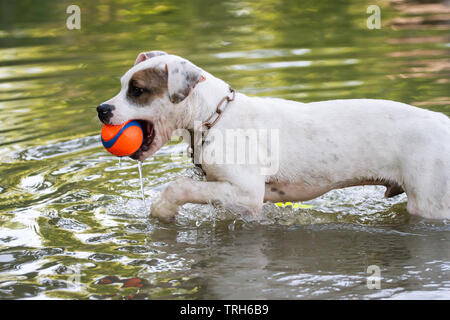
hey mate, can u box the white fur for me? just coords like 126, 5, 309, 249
102, 54, 450, 221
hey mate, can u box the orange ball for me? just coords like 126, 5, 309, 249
101, 120, 143, 157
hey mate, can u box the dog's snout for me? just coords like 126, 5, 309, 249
97, 104, 115, 123
97, 103, 114, 114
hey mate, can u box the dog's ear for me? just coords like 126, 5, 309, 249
134, 51, 168, 66
166, 60, 206, 104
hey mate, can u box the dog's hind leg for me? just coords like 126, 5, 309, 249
402, 154, 450, 219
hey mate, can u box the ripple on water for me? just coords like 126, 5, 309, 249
172, 185, 408, 227
0, 0, 449, 300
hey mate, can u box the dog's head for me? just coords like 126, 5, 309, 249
97, 51, 205, 161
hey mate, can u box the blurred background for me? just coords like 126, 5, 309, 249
0, 0, 449, 299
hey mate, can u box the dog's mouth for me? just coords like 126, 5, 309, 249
129, 120, 156, 160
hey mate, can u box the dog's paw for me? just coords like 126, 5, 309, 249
150, 196, 179, 222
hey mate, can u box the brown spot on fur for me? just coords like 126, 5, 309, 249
385, 182, 404, 198
127, 67, 168, 106
170, 92, 186, 104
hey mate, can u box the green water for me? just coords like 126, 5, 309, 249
0, 0, 449, 299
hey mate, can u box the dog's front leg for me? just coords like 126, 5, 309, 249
151, 176, 265, 222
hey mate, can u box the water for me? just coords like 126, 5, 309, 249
0, 0, 449, 299
137, 161, 147, 211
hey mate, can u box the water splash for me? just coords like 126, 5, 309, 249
137, 160, 152, 250
137, 161, 147, 211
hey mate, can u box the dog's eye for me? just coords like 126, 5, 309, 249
130, 86, 146, 97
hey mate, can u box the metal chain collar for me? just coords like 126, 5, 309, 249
198, 86, 236, 131
188, 86, 236, 174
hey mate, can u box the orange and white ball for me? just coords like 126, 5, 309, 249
101, 120, 143, 157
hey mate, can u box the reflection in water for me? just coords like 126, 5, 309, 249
0, 0, 449, 299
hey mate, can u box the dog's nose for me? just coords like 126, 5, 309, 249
97, 104, 115, 123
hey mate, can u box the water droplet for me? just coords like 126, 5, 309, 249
228, 219, 236, 231
137, 161, 147, 212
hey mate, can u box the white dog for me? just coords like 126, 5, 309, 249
97, 51, 450, 222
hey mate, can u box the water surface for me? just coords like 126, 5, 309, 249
0, 0, 449, 299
